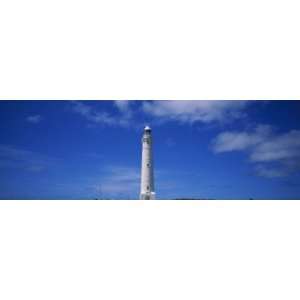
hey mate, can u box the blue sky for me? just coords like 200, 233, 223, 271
0, 100, 300, 199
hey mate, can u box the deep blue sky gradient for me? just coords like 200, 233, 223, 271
0, 100, 300, 199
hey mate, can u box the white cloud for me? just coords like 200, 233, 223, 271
70, 101, 117, 125
250, 130, 300, 162
212, 125, 273, 153
26, 114, 42, 123
70, 100, 252, 128
114, 100, 133, 118
70, 101, 134, 127
212, 125, 300, 178
255, 165, 291, 178
142, 100, 251, 124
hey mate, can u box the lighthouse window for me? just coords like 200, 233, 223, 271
147, 186, 150, 190
147, 163, 150, 167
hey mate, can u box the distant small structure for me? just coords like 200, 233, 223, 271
140, 126, 155, 200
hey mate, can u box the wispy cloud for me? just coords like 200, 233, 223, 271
94, 166, 140, 198
212, 125, 273, 153
69, 100, 253, 129
26, 114, 42, 124
114, 100, 133, 119
70, 101, 134, 127
0, 144, 56, 172
212, 125, 300, 178
92, 165, 179, 199
142, 100, 251, 124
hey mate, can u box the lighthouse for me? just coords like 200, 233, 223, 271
140, 126, 156, 200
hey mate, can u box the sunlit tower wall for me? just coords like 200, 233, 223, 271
140, 126, 155, 200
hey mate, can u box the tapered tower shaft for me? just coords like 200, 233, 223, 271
140, 126, 155, 200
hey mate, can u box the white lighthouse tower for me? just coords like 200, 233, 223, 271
140, 126, 156, 200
